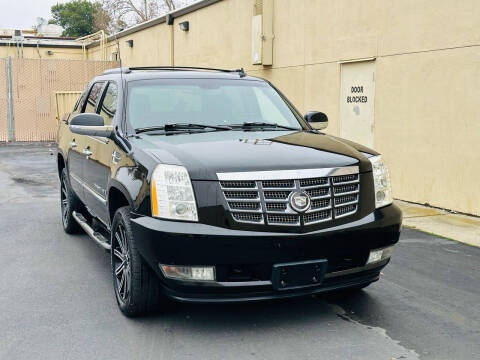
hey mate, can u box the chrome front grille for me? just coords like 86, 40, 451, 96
306, 187, 330, 199
232, 212, 263, 223
262, 179, 294, 188
224, 190, 259, 199
219, 167, 360, 226
299, 177, 329, 187
303, 209, 331, 224
228, 202, 261, 211
264, 190, 290, 200
267, 213, 300, 225
265, 202, 287, 212
220, 180, 256, 188
311, 198, 331, 210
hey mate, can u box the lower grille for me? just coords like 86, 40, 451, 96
232, 212, 263, 223
304, 209, 331, 224
335, 204, 357, 218
219, 167, 360, 227
267, 213, 300, 225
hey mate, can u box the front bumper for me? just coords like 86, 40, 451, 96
131, 203, 402, 302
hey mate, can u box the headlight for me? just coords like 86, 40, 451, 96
151, 164, 198, 221
369, 155, 393, 208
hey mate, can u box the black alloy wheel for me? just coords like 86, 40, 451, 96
112, 223, 131, 303
111, 206, 167, 317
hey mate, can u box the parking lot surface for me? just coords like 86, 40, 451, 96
0, 144, 479, 360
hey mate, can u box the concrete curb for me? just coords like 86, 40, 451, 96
396, 200, 480, 248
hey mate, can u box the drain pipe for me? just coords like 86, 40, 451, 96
167, 14, 174, 66
36, 40, 42, 58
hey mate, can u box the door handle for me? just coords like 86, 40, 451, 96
83, 147, 93, 157
69, 140, 77, 148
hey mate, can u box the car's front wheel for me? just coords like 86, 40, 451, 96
111, 206, 166, 317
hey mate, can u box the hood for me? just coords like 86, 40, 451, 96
135, 130, 373, 180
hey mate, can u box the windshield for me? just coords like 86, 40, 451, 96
127, 78, 304, 130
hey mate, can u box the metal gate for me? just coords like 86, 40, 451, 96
1, 57, 118, 142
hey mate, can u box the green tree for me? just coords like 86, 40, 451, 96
50, 0, 110, 37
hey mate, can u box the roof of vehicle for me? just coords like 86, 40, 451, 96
99, 67, 264, 82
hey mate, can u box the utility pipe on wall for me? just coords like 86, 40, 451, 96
170, 25, 174, 66
167, 14, 175, 66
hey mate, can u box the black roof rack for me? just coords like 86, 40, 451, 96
104, 66, 246, 77
103, 67, 131, 75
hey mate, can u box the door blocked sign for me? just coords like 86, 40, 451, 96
340, 60, 376, 148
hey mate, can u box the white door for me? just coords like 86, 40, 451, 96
340, 60, 375, 148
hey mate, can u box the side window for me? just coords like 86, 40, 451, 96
73, 90, 87, 113
98, 82, 118, 125
83, 82, 105, 113
73, 95, 81, 111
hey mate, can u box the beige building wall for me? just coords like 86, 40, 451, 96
0, 45, 83, 60
86, 0, 480, 215
88, 23, 171, 65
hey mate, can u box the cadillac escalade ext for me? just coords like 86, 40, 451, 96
56, 66, 402, 317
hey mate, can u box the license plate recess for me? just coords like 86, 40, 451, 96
272, 259, 328, 290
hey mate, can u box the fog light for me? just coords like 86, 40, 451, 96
366, 246, 393, 265
160, 264, 215, 281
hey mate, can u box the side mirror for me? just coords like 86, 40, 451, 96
304, 111, 328, 130
69, 113, 114, 138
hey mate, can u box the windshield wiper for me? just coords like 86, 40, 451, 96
164, 123, 232, 131
135, 123, 232, 134
231, 122, 300, 131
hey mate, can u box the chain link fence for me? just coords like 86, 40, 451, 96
0, 58, 7, 142
1, 58, 118, 142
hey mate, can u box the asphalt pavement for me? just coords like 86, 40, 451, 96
0, 144, 479, 360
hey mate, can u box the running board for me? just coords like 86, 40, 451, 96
72, 211, 111, 251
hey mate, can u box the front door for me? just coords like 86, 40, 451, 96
340, 60, 375, 148
83, 81, 119, 227
67, 92, 88, 202
78, 81, 108, 223
67, 134, 87, 202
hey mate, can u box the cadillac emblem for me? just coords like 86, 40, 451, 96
289, 191, 311, 213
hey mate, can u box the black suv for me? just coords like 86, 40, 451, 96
57, 66, 402, 317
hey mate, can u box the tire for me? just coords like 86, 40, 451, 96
111, 206, 166, 317
60, 168, 82, 234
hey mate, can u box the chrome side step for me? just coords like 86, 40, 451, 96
72, 211, 111, 251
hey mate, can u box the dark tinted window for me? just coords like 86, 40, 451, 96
98, 82, 118, 125
73, 94, 82, 111
73, 87, 88, 113
83, 82, 104, 113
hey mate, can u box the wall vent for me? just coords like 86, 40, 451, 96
254, 0, 263, 15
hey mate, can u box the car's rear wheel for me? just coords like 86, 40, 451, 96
111, 206, 166, 317
60, 168, 81, 234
